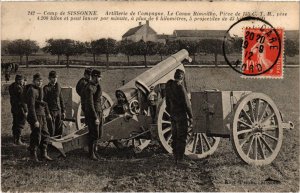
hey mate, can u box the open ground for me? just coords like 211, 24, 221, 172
1, 67, 299, 192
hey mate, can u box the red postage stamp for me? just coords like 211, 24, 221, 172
241, 27, 284, 78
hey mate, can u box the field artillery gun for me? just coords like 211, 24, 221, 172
49, 49, 294, 166
49, 49, 190, 156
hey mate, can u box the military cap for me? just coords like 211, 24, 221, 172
174, 69, 184, 80
49, 70, 58, 78
91, 69, 101, 77
15, 74, 24, 81
84, 68, 93, 75
33, 73, 42, 81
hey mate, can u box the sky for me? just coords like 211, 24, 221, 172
1, 1, 299, 46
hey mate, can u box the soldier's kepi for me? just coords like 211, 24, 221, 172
83, 69, 103, 161
165, 69, 193, 167
8, 74, 28, 145
43, 71, 66, 137
26, 73, 53, 162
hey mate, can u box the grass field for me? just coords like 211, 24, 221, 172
1, 67, 299, 192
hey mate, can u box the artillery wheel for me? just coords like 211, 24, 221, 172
112, 138, 151, 153
231, 93, 283, 166
185, 132, 220, 159
157, 100, 220, 159
76, 92, 113, 130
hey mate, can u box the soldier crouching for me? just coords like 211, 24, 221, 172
26, 73, 53, 162
83, 70, 103, 160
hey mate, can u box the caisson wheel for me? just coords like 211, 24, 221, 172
231, 93, 283, 165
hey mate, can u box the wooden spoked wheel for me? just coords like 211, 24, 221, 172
76, 92, 113, 130
231, 93, 283, 166
185, 132, 220, 159
112, 138, 151, 153
157, 100, 220, 159
157, 100, 173, 153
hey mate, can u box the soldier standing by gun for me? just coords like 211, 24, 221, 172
8, 74, 28, 145
83, 69, 103, 160
27, 73, 53, 162
43, 71, 66, 136
76, 68, 93, 116
165, 69, 193, 167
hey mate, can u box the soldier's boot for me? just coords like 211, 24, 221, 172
176, 152, 192, 167
177, 159, 191, 167
89, 143, 98, 161
14, 136, 27, 146
29, 148, 41, 163
41, 149, 53, 161
174, 155, 178, 165
94, 143, 104, 160
172, 151, 178, 165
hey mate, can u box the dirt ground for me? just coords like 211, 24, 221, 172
1, 67, 299, 192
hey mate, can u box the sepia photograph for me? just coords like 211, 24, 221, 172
1, 1, 299, 192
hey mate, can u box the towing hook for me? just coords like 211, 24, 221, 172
282, 121, 294, 130
288, 121, 294, 130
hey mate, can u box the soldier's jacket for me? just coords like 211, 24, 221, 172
76, 77, 89, 97
43, 82, 65, 113
165, 79, 193, 119
83, 82, 102, 120
26, 84, 50, 124
8, 82, 28, 114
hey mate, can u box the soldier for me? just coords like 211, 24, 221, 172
14, 63, 19, 73
83, 69, 103, 160
76, 68, 93, 115
27, 73, 53, 162
4, 64, 11, 82
43, 71, 66, 136
8, 74, 28, 145
165, 69, 193, 166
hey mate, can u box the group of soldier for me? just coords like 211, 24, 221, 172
9, 67, 193, 166
8, 68, 103, 162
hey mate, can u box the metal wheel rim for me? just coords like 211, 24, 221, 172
231, 93, 283, 165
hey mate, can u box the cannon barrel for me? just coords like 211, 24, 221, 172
116, 49, 191, 101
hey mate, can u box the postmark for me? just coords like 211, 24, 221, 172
223, 16, 284, 78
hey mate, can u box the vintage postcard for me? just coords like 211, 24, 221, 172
1, 1, 299, 192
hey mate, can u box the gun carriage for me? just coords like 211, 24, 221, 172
49, 49, 293, 166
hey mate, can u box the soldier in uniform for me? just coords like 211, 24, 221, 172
43, 71, 66, 136
76, 68, 93, 115
8, 74, 28, 145
4, 64, 11, 82
83, 69, 103, 160
27, 73, 53, 162
165, 69, 193, 166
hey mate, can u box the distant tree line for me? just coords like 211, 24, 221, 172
1, 38, 299, 68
